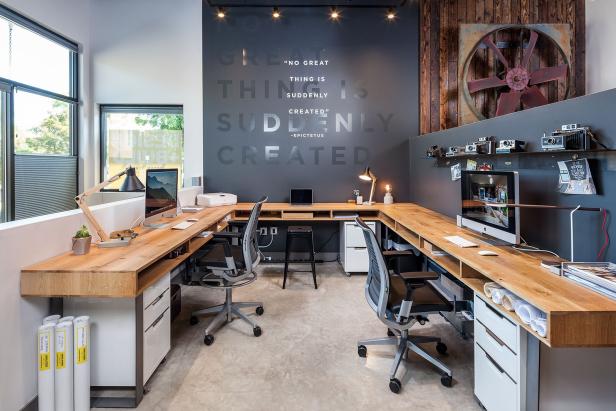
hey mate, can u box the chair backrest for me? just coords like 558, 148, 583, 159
355, 217, 389, 320
242, 196, 268, 270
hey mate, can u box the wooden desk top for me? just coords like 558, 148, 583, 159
21, 202, 616, 346
21, 205, 234, 298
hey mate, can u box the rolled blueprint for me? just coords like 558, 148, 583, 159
483, 282, 503, 298
491, 289, 512, 305
73, 316, 90, 411
515, 303, 544, 325
38, 323, 55, 411
55, 320, 74, 411
501, 293, 524, 312
58, 316, 75, 323
530, 316, 548, 338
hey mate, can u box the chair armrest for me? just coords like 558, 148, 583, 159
398, 271, 439, 282
213, 231, 243, 240
383, 250, 415, 257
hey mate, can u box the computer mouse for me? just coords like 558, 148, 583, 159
478, 250, 498, 256
187, 218, 199, 222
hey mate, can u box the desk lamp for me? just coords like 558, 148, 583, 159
359, 167, 377, 205
75, 166, 145, 248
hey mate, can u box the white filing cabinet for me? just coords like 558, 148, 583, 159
64, 272, 171, 387
474, 293, 528, 411
339, 221, 376, 273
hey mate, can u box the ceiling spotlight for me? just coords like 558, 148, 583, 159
330, 7, 340, 21
272, 7, 281, 20
386, 8, 397, 21
216, 7, 226, 20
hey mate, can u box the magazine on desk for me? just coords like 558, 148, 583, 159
562, 262, 616, 299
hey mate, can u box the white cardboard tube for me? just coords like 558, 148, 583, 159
73, 316, 90, 411
38, 324, 55, 411
55, 320, 74, 411
43, 314, 61, 325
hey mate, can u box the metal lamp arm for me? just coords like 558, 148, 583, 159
74, 167, 131, 242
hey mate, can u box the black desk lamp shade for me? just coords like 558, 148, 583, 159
120, 167, 145, 192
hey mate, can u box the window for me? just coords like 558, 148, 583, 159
101, 106, 184, 190
0, 4, 78, 222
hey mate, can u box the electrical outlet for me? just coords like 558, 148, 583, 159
259, 227, 267, 236
270, 227, 278, 235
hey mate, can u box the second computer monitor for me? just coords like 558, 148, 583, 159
290, 189, 313, 205
145, 168, 178, 225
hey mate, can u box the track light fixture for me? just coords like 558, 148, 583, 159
330, 6, 341, 21
272, 7, 281, 20
386, 7, 397, 21
216, 7, 226, 20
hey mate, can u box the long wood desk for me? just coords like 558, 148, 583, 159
22, 202, 616, 348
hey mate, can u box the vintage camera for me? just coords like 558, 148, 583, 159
445, 146, 464, 157
496, 139, 526, 153
465, 143, 478, 154
476, 136, 496, 155
426, 145, 445, 158
542, 125, 591, 151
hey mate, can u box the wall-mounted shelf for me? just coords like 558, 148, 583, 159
430, 148, 615, 163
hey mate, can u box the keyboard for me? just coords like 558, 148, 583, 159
444, 235, 478, 248
172, 221, 195, 230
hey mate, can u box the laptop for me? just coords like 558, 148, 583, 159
290, 189, 313, 205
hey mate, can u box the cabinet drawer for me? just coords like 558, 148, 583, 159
345, 222, 375, 248
475, 320, 519, 382
344, 247, 369, 273
474, 343, 517, 411
474, 294, 518, 353
144, 308, 170, 383
144, 288, 170, 330
143, 272, 170, 308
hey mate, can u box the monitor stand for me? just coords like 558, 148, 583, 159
143, 221, 169, 229
477, 233, 512, 247
143, 209, 178, 229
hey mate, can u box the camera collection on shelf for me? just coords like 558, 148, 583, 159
426, 124, 606, 159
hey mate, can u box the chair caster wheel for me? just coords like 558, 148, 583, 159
256, 306, 264, 316
357, 345, 367, 358
436, 342, 448, 355
387, 329, 395, 337
204, 334, 215, 345
389, 378, 402, 394
441, 375, 453, 387
189, 316, 198, 326
253, 326, 262, 337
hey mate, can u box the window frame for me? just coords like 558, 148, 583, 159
99, 104, 184, 191
0, 3, 79, 222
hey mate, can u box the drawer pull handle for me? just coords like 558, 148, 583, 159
485, 352, 506, 374
150, 293, 164, 307
485, 327, 506, 347
484, 300, 505, 319
150, 312, 165, 329
353, 247, 367, 250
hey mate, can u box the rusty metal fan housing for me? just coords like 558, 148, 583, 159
462, 25, 571, 119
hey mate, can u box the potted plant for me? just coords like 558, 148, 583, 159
72, 225, 92, 255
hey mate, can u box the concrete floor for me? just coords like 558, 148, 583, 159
128, 263, 481, 411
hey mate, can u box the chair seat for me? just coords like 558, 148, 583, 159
197, 243, 245, 269
288, 225, 312, 234
389, 274, 452, 314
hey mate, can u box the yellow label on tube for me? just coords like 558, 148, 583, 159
56, 329, 66, 369
76, 325, 88, 364
39, 331, 51, 371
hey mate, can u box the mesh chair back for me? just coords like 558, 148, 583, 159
242, 196, 268, 270
355, 217, 389, 317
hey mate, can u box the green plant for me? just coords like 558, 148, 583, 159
74, 225, 91, 238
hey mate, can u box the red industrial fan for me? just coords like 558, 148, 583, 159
464, 26, 571, 118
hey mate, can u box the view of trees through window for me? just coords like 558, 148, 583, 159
103, 109, 184, 190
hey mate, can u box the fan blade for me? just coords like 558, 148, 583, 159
467, 76, 507, 93
529, 65, 568, 85
496, 91, 522, 116
522, 30, 538, 69
521, 86, 548, 108
483, 36, 510, 69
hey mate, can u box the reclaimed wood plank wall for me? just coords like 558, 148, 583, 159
419, 0, 585, 134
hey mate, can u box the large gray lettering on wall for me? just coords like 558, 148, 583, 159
203, 6, 419, 201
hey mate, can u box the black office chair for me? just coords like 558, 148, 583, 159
188, 196, 267, 345
354, 217, 453, 393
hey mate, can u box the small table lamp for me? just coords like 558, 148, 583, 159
75, 166, 145, 248
359, 167, 377, 205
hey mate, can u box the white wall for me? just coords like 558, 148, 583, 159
90, 0, 203, 189
0, 197, 144, 411
586, 0, 616, 94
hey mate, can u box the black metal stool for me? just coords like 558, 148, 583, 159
283, 226, 317, 289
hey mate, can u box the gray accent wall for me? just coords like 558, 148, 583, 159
410, 89, 616, 262
203, 5, 419, 203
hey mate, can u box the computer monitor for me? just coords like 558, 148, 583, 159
460, 170, 520, 244
144, 168, 178, 225
290, 188, 313, 205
